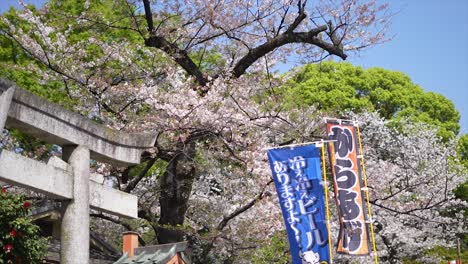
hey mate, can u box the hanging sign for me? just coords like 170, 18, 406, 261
267, 144, 330, 264
326, 120, 371, 255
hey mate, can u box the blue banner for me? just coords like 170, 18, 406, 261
267, 145, 330, 264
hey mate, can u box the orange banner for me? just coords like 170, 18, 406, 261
326, 121, 370, 255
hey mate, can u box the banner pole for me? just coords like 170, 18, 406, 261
263, 140, 336, 151
320, 142, 333, 264
356, 126, 379, 264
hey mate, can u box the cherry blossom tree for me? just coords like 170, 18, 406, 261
247, 112, 467, 264
138, 0, 391, 86
344, 112, 467, 263
1, 1, 465, 262
0, 0, 392, 261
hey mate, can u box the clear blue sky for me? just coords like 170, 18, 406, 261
349, 0, 468, 134
1, 0, 467, 133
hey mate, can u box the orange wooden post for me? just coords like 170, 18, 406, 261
122, 231, 139, 257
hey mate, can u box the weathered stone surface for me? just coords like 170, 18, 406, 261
47, 156, 69, 171
0, 79, 15, 130
90, 173, 104, 184
89, 183, 138, 218
0, 149, 73, 199
0, 79, 156, 166
0, 149, 138, 218
61, 145, 90, 264
0, 79, 145, 262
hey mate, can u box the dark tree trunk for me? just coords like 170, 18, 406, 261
380, 233, 399, 264
157, 142, 196, 243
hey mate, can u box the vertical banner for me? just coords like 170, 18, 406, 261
326, 120, 371, 255
267, 145, 330, 264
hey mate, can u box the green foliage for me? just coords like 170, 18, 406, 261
395, 245, 466, 264
0, 0, 144, 99
7, 129, 54, 160
46, 0, 144, 44
454, 134, 468, 224
454, 182, 468, 203
251, 231, 290, 264
401, 260, 419, 264
425, 246, 467, 264
457, 134, 468, 169
0, 188, 48, 263
281, 61, 460, 140
0, 0, 179, 127
189, 48, 226, 74
128, 159, 167, 179
0, 7, 74, 108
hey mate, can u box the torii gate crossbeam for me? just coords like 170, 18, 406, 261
0, 79, 156, 264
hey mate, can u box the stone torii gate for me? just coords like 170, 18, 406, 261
0, 79, 156, 264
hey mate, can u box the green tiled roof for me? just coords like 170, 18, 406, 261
114, 242, 190, 264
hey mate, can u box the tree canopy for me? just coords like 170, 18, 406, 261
280, 61, 461, 139
1, 1, 466, 263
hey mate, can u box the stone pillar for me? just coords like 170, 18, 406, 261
0, 83, 15, 130
61, 145, 90, 264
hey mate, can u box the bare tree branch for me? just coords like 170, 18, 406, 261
285, 0, 307, 33
90, 213, 132, 230
232, 25, 346, 77
142, 0, 154, 33
144, 36, 208, 86
90, 213, 147, 246
217, 179, 273, 231
124, 156, 158, 193
142, 0, 208, 86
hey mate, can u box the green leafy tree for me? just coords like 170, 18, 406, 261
0, 188, 48, 263
455, 134, 468, 205
281, 61, 460, 139
251, 231, 290, 264
454, 134, 468, 249
457, 134, 468, 170
0, 6, 76, 121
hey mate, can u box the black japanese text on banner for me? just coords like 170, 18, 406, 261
326, 120, 371, 255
